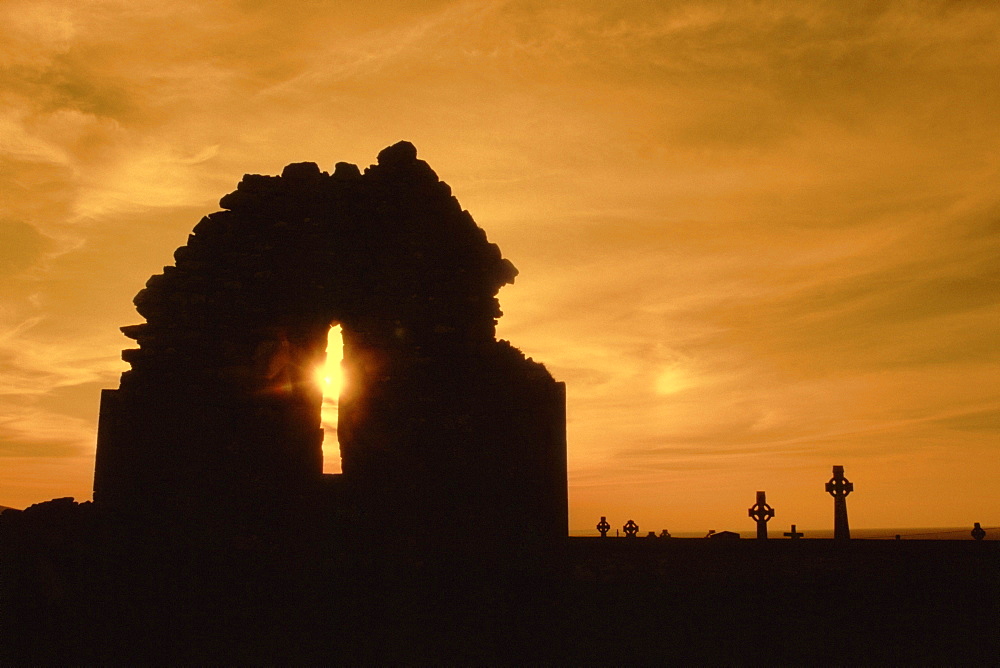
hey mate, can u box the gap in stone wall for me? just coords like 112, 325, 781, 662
319, 324, 344, 474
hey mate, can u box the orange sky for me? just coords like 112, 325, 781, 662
1, 1, 997, 533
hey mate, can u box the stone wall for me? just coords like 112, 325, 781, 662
93, 142, 567, 543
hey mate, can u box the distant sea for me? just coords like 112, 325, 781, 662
569, 526, 998, 540
1, 503, 992, 540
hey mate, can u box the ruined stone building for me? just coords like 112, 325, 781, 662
92, 141, 567, 544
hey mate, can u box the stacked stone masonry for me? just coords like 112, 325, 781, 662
93, 141, 567, 544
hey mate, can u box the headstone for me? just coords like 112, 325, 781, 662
783, 524, 803, 539
659, 529, 672, 538
748, 490, 775, 539
971, 522, 986, 541
646, 531, 657, 538
825, 465, 854, 540
596, 516, 611, 538
623, 519, 639, 538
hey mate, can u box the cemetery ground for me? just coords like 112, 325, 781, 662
3, 505, 996, 665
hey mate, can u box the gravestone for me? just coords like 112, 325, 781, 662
748, 490, 775, 539
825, 465, 854, 540
783, 524, 803, 540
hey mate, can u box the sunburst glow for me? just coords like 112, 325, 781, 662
318, 325, 344, 473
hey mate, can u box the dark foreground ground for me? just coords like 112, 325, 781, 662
2, 502, 997, 665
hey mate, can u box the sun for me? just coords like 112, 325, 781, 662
316, 362, 343, 399
317, 325, 345, 474
315, 324, 345, 407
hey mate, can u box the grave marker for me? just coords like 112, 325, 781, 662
748, 490, 775, 539
825, 465, 854, 540
783, 524, 803, 540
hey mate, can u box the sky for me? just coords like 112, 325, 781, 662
1, 0, 997, 533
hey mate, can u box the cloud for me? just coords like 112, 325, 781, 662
0, 0, 997, 526
0, 220, 54, 277
931, 407, 1000, 433
0, 405, 94, 458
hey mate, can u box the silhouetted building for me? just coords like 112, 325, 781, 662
707, 530, 740, 540
92, 142, 567, 546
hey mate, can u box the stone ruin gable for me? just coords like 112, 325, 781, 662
93, 141, 568, 542
120, 141, 518, 393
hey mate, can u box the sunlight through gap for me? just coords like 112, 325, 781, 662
317, 324, 344, 474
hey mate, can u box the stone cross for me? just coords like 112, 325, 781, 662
596, 516, 611, 538
748, 490, 775, 539
623, 519, 639, 538
825, 465, 854, 540
971, 522, 986, 541
783, 524, 804, 540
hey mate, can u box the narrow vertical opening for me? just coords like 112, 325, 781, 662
318, 324, 344, 474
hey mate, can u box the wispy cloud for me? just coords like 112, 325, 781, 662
0, 0, 996, 525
